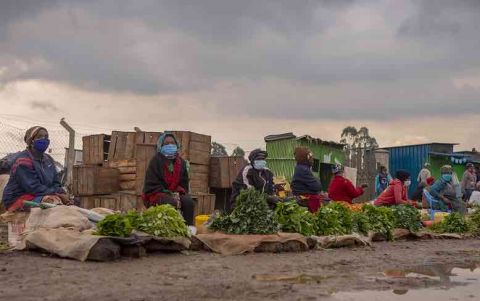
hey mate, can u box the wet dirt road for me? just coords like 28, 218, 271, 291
1, 239, 480, 301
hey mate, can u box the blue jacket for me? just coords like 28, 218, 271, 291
430, 178, 451, 200
291, 164, 322, 195
375, 173, 393, 197
2, 150, 64, 208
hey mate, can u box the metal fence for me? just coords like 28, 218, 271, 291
0, 120, 85, 166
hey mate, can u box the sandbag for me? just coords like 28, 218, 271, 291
24, 206, 92, 232
311, 234, 371, 249
194, 232, 308, 255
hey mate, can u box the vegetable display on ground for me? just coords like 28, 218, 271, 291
391, 205, 422, 232
275, 201, 317, 236
316, 202, 353, 236
430, 212, 470, 234
361, 204, 395, 240
210, 189, 280, 234
96, 214, 134, 237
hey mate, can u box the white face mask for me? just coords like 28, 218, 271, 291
404, 180, 411, 187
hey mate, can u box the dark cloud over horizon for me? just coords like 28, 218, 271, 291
0, 0, 479, 121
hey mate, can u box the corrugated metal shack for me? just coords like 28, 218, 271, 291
265, 133, 345, 190
382, 143, 478, 197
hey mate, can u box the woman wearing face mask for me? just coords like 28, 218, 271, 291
430, 165, 467, 214
374, 170, 412, 206
142, 132, 194, 225
230, 149, 275, 210
2, 126, 69, 212
291, 147, 324, 213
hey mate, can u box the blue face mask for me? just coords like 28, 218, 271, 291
33, 138, 50, 153
160, 144, 178, 159
442, 174, 452, 182
253, 160, 267, 170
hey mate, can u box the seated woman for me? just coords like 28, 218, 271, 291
2, 126, 69, 212
429, 165, 466, 214
374, 170, 412, 206
291, 147, 324, 213
142, 132, 194, 225
328, 164, 366, 203
230, 149, 276, 209
411, 176, 435, 204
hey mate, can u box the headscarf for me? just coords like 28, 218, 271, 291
294, 147, 313, 166
156, 132, 179, 153
440, 165, 453, 174
395, 170, 410, 182
248, 149, 267, 163
24, 126, 47, 147
424, 162, 431, 168
332, 163, 344, 175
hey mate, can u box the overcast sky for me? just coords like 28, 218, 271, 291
0, 0, 479, 152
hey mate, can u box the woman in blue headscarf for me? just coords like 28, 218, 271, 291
142, 132, 194, 225
430, 165, 466, 214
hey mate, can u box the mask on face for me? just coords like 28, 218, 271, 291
404, 180, 411, 187
160, 144, 178, 159
442, 174, 452, 182
253, 160, 267, 170
33, 138, 50, 153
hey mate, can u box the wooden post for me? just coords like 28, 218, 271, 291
60, 118, 75, 193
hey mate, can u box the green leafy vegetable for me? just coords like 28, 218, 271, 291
352, 211, 371, 235
210, 188, 280, 234
361, 205, 395, 240
316, 202, 353, 236
391, 205, 422, 232
137, 204, 190, 238
96, 213, 134, 237
275, 201, 317, 236
432, 212, 470, 234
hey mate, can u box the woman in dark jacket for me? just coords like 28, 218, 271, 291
291, 147, 323, 213
2, 126, 69, 211
230, 149, 275, 209
142, 132, 194, 225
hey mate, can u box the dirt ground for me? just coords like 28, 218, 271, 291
1, 239, 480, 301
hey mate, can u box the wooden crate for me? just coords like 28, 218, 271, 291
209, 156, 247, 188
72, 166, 120, 196
192, 193, 216, 216
108, 131, 137, 161
82, 134, 111, 165
172, 131, 211, 165
135, 132, 162, 145
135, 144, 157, 195
80, 192, 144, 212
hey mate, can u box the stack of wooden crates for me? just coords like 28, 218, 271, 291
74, 131, 216, 216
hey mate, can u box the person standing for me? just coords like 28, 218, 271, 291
417, 163, 431, 185
461, 163, 477, 201
375, 166, 393, 197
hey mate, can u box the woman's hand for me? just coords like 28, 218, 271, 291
42, 195, 62, 205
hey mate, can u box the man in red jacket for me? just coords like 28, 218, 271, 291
328, 164, 366, 203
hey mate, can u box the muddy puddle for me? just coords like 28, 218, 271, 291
333, 259, 480, 300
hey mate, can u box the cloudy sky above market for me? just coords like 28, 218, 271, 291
0, 0, 479, 152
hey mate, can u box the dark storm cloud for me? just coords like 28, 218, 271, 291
0, 0, 479, 120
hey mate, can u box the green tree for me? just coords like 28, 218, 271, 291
340, 126, 378, 149
232, 146, 245, 158
211, 142, 228, 157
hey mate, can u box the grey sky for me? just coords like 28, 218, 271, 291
0, 0, 479, 149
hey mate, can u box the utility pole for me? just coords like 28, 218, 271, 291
60, 118, 75, 192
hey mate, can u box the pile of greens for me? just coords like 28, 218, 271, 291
275, 201, 317, 236
391, 205, 422, 232
95, 204, 190, 238
352, 211, 371, 236
431, 212, 470, 234
137, 205, 190, 238
210, 189, 280, 234
316, 202, 353, 236
96, 214, 134, 237
361, 205, 395, 240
